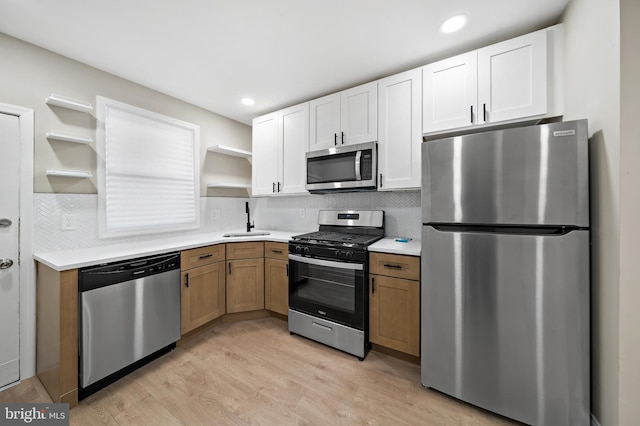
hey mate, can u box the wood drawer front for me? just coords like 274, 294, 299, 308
227, 242, 265, 260
181, 244, 225, 270
369, 252, 420, 280
265, 242, 288, 260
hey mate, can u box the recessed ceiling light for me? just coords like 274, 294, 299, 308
440, 14, 467, 34
241, 98, 255, 106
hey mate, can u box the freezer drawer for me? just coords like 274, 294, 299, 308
288, 309, 366, 359
421, 225, 590, 426
422, 120, 589, 227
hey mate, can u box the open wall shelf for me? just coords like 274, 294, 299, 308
46, 169, 93, 178
207, 144, 252, 159
46, 131, 93, 144
207, 183, 251, 189
46, 94, 93, 113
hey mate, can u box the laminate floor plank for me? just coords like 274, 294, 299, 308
0, 317, 517, 425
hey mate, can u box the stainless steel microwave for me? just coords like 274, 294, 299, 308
305, 142, 377, 193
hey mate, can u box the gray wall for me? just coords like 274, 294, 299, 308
618, 0, 640, 423
0, 33, 251, 197
561, 0, 640, 424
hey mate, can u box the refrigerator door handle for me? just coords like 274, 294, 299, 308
429, 224, 585, 236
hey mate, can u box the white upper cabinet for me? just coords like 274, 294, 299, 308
340, 82, 377, 146
251, 113, 279, 196
279, 102, 309, 194
252, 103, 309, 196
309, 93, 340, 150
477, 29, 547, 124
309, 82, 377, 150
423, 25, 563, 136
377, 68, 422, 190
422, 52, 478, 133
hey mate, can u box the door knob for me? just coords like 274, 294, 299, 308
0, 258, 14, 269
0, 218, 12, 228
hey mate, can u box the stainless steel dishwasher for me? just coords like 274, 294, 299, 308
78, 252, 180, 399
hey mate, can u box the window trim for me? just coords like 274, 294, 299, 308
96, 96, 200, 238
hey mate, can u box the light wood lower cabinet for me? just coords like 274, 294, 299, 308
264, 242, 289, 316
369, 252, 420, 357
180, 244, 226, 334
226, 242, 265, 313
35, 262, 79, 408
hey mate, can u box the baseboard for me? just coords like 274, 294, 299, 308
591, 413, 601, 426
370, 343, 420, 365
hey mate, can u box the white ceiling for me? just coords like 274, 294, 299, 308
0, 0, 568, 125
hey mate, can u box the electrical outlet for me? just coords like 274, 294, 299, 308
299, 208, 305, 218
61, 214, 77, 231
210, 209, 221, 220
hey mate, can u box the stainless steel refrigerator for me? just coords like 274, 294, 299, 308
421, 120, 590, 426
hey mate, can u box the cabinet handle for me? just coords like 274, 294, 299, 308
228, 262, 232, 274
271, 249, 283, 254
341, 131, 345, 144
470, 105, 473, 124
272, 182, 276, 193
277, 182, 281, 192
483, 103, 487, 122
199, 254, 213, 260
334, 133, 337, 146
185, 273, 189, 288
371, 276, 375, 294
379, 173, 383, 188
383, 263, 402, 270
286, 264, 289, 276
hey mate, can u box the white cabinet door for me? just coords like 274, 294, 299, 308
279, 102, 309, 194
341, 81, 377, 146
422, 52, 478, 134
478, 29, 547, 124
378, 68, 422, 190
310, 82, 377, 150
0, 112, 20, 388
251, 113, 280, 196
309, 93, 340, 151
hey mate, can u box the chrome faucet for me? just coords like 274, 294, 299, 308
246, 201, 255, 233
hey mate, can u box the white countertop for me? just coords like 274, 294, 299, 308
34, 230, 298, 271
368, 237, 421, 256
34, 231, 422, 271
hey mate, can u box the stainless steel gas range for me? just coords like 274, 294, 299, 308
288, 210, 384, 360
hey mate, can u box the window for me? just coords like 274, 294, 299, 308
96, 96, 200, 238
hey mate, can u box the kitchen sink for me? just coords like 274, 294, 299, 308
222, 232, 271, 238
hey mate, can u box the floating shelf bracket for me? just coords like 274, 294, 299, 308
45, 94, 94, 113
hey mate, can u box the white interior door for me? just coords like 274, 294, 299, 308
0, 112, 20, 387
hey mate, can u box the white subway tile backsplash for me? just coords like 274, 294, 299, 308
34, 191, 421, 252
251, 190, 421, 238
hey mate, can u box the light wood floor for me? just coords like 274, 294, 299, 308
0, 317, 517, 425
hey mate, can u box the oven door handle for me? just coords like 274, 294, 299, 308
288, 254, 364, 271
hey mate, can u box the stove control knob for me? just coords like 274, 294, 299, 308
295, 245, 302, 253
303, 246, 311, 254
345, 251, 353, 258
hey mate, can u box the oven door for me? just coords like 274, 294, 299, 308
288, 254, 366, 330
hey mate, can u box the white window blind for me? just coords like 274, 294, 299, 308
97, 96, 200, 238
